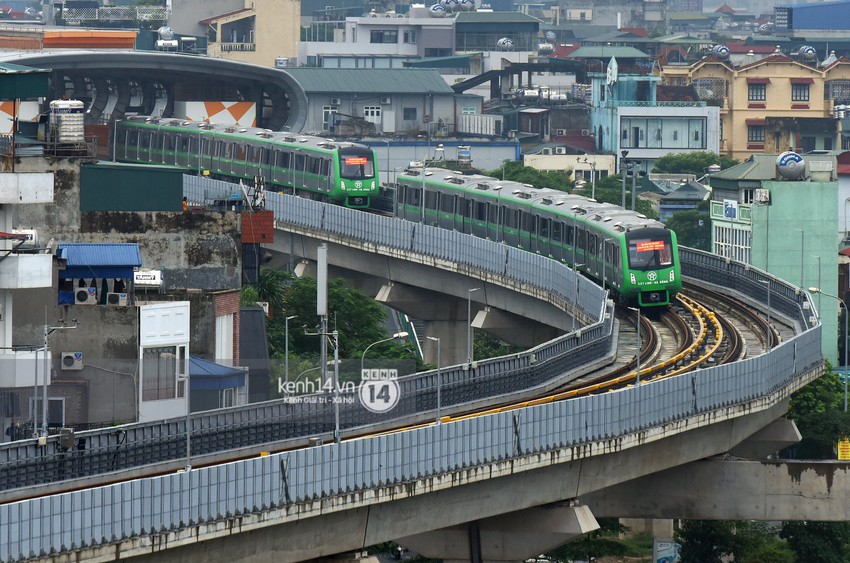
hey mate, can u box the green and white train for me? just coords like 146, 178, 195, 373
396, 167, 681, 307
113, 117, 379, 208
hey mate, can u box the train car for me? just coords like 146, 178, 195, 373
396, 166, 681, 307
113, 117, 379, 208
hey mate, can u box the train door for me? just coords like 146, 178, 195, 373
458, 196, 472, 233
503, 206, 519, 246
537, 215, 551, 257
199, 137, 212, 173
401, 183, 422, 221
589, 233, 598, 278
176, 134, 190, 168
550, 221, 563, 261
472, 199, 488, 238
424, 188, 438, 225
519, 209, 533, 250
137, 131, 151, 163
486, 201, 500, 241
121, 127, 135, 162
294, 152, 307, 193
436, 191, 454, 229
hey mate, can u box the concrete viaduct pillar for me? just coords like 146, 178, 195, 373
397, 504, 599, 563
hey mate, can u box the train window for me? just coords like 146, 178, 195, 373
424, 190, 437, 210
189, 137, 199, 153
339, 152, 375, 179
552, 222, 562, 242
180, 136, 190, 153
295, 154, 306, 171
405, 185, 421, 206
475, 201, 487, 221
308, 157, 321, 174
504, 209, 518, 229
127, 131, 138, 148
439, 193, 454, 213
539, 217, 550, 238
489, 204, 498, 224
235, 144, 247, 161
627, 235, 673, 270
141, 132, 151, 147
213, 140, 223, 158
165, 134, 176, 151
578, 229, 586, 250
589, 235, 597, 255
224, 143, 233, 159
276, 151, 290, 168
321, 159, 330, 176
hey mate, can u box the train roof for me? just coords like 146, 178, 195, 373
400, 166, 667, 235
119, 115, 369, 152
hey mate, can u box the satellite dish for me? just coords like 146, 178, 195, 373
777, 151, 806, 180
157, 26, 175, 41
429, 4, 447, 17
798, 45, 817, 61
711, 44, 730, 60
497, 37, 514, 50
545, 31, 557, 42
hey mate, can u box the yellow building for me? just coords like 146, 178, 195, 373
659, 53, 850, 160
201, 0, 300, 66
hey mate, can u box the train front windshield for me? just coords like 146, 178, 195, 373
339, 149, 375, 180
627, 232, 673, 270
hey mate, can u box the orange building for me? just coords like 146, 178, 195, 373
0, 27, 136, 51
659, 53, 850, 159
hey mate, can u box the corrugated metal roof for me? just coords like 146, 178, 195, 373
455, 11, 542, 24
712, 154, 777, 181
0, 62, 49, 74
57, 243, 142, 267
283, 68, 454, 94
567, 46, 651, 58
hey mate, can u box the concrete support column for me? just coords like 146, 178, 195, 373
398, 504, 599, 563
423, 319, 468, 366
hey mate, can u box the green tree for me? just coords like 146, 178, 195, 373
665, 200, 711, 250
780, 521, 850, 563
677, 520, 788, 563
783, 367, 850, 459
591, 178, 658, 219
651, 152, 738, 176
485, 160, 574, 192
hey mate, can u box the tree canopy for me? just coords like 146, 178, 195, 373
664, 200, 711, 251
485, 160, 573, 192
651, 152, 738, 176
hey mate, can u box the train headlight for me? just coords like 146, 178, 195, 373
630, 273, 636, 284
669, 270, 675, 282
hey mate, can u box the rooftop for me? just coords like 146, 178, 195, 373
283, 68, 455, 94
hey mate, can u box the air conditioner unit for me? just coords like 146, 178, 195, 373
380, 96, 391, 104
555, 128, 566, 135
754, 188, 770, 204
581, 129, 591, 136
330, 97, 341, 105
61, 352, 83, 371
106, 292, 128, 306
75, 287, 97, 305
555, 147, 567, 155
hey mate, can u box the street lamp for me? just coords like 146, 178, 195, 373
467, 287, 481, 364
759, 279, 772, 352
572, 264, 585, 331
427, 336, 442, 423
361, 331, 409, 374
284, 315, 297, 387
580, 157, 597, 200
810, 286, 849, 411
628, 306, 642, 383
620, 150, 629, 208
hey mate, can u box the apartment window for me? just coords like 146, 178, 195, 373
748, 83, 766, 101
403, 107, 417, 121
462, 107, 477, 115
403, 30, 416, 44
323, 106, 339, 130
791, 83, 810, 102
370, 30, 398, 44
748, 125, 765, 143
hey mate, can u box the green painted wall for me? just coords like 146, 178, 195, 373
80, 163, 183, 212
751, 180, 839, 364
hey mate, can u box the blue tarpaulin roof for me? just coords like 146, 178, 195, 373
190, 356, 246, 391
57, 243, 142, 279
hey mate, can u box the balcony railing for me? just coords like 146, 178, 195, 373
604, 100, 707, 108
60, 6, 167, 23
0, 135, 98, 159
220, 42, 257, 52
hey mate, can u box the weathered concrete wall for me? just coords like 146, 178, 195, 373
6, 157, 242, 425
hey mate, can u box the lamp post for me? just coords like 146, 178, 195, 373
361, 331, 410, 374
284, 315, 297, 388
810, 287, 849, 411
467, 287, 480, 365
628, 306, 642, 383
631, 161, 639, 211
40, 318, 78, 443
572, 264, 585, 331
620, 150, 629, 208
759, 279, 772, 352
427, 336, 442, 423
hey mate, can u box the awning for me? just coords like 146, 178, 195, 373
745, 118, 766, 126
405, 54, 473, 69
190, 356, 246, 391
57, 243, 142, 279
791, 77, 814, 84
746, 78, 771, 84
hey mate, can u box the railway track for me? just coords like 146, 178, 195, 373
0, 286, 772, 504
